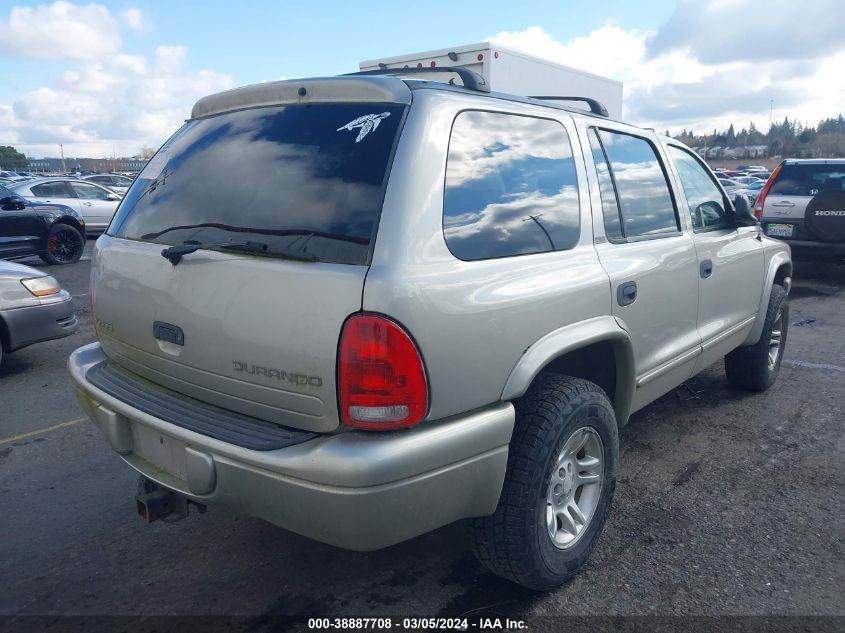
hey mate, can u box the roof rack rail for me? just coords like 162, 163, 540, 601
345, 66, 491, 93
527, 96, 609, 117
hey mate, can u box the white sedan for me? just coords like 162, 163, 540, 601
8, 177, 120, 233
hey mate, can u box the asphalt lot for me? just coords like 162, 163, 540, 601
1, 241, 843, 623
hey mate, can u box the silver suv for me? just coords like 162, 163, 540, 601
69, 70, 792, 590
756, 159, 845, 259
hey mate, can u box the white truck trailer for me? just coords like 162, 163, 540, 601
359, 42, 623, 119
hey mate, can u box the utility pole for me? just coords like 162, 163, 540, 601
60, 144, 67, 173
767, 99, 773, 159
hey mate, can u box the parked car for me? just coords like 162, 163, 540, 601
0, 260, 78, 365
755, 159, 845, 259
732, 175, 766, 187
0, 171, 28, 182
717, 177, 743, 191
69, 70, 791, 591
8, 177, 120, 234
81, 174, 134, 196
0, 184, 86, 264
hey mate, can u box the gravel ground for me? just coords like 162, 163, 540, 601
1, 243, 842, 626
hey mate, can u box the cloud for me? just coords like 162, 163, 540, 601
0, 1, 121, 60
647, 0, 845, 65
488, 22, 845, 135
121, 7, 151, 32
2, 3, 233, 157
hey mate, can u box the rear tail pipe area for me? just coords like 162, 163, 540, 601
135, 476, 206, 523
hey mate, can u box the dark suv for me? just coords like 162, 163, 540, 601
0, 184, 86, 265
755, 159, 845, 259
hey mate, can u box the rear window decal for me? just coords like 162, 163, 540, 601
336, 112, 391, 143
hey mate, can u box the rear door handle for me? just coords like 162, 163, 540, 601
700, 259, 713, 278
772, 201, 795, 207
82, 201, 93, 206
617, 281, 637, 306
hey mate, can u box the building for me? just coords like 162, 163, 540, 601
25, 157, 148, 173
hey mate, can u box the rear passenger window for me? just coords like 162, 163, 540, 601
32, 182, 72, 197
443, 111, 580, 261
594, 130, 679, 239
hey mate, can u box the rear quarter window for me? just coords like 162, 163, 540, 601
442, 110, 580, 261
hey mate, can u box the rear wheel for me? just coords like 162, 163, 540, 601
471, 374, 619, 590
40, 224, 84, 265
725, 284, 788, 391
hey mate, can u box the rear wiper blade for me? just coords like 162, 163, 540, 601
161, 240, 202, 265
213, 241, 317, 262
161, 240, 317, 265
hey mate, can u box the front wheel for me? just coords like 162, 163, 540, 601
471, 375, 619, 590
725, 284, 788, 392
40, 224, 84, 265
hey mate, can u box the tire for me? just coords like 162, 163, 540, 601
40, 224, 84, 265
471, 374, 619, 590
725, 284, 788, 392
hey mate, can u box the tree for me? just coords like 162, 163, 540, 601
135, 146, 157, 159
0, 146, 28, 170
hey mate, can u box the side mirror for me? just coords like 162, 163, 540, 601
732, 193, 758, 227
0, 196, 26, 210
106, 193, 120, 201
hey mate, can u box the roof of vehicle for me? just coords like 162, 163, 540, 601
7, 176, 70, 190
8, 176, 113, 193
781, 158, 845, 165
191, 74, 622, 124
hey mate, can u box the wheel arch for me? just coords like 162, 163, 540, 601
53, 216, 87, 238
743, 250, 792, 346
500, 316, 636, 428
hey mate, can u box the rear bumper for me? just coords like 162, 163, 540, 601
761, 219, 845, 259
69, 342, 514, 550
784, 240, 845, 260
1, 294, 78, 352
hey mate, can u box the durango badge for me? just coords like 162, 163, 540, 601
232, 361, 323, 387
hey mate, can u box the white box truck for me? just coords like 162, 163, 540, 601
359, 42, 623, 119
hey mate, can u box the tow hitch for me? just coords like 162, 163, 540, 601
135, 476, 206, 523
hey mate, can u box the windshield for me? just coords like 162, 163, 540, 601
109, 102, 405, 265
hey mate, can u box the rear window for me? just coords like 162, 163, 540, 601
769, 163, 845, 197
109, 103, 405, 265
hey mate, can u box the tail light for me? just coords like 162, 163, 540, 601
753, 162, 783, 219
338, 313, 428, 430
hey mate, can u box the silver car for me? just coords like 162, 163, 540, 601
9, 177, 121, 233
756, 159, 845, 259
69, 71, 791, 590
81, 174, 134, 196
0, 260, 78, 365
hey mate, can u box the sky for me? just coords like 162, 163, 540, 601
1, 0, 844, 158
